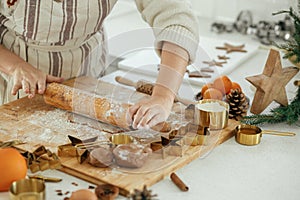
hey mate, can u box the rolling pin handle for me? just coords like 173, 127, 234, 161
115, 76, 137, 88
174, 95, 195, 106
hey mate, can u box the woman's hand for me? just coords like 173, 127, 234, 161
10, 61, 63, 98
127, 42, 189, 129
127, 93, 174, 129
0, 45, 63, 98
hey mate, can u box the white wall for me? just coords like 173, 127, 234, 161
105, 0, 298, 56
190, 0, 297, 22
108, 0, 297, 27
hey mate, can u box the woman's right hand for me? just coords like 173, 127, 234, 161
10, 61, 64, 98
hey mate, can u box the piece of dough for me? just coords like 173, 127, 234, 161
113, 144, 152, 168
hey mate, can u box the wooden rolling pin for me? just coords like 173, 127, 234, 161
115, 76, 195, 106
44, 82, 130, 129
43, 80, 171, 132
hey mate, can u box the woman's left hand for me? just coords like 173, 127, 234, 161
127, 42, 189, 129
127, 94, 173, 129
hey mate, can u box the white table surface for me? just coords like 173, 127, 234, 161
1, 2, 300, 198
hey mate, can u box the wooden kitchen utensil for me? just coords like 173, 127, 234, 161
115, 76, 195, 106
44, 77, 175, 133
44, 78, 131, 130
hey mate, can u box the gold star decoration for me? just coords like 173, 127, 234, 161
202, 59, 227, 67
216, 43, 247, 54
246, 49, 299, 114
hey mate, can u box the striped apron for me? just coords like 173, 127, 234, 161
0, 0, 113, 104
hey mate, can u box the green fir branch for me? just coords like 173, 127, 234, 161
241, 87, 300, 125
272, 7, 300, 65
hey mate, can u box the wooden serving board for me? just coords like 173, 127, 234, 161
0, 77, 240, 196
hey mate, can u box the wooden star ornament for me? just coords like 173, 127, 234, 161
246, 49, 299, 114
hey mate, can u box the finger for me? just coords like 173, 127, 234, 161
127, 103, 142, 126
147, 114, 165, 128
28, 85, 36, 98
37, 80, 46, 94
126, 111, 133, 127
137, 109, 158, 129
46, 75, 64, 83
21, 79, 30, 94
132, 105, 149, 129
11, 79, 22, 95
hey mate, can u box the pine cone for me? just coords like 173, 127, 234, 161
131, 185, 157, 200
226, 89, 249, 120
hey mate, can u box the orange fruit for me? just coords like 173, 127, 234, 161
213, 75, 232, 95
70, 189, 98, 200
0, 148, 27, 191
203, 88, 223, 100
201, 83, 214, 96
231, 82, 242, 92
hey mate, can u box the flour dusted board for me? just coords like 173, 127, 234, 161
0, 77, 240, 196
118, 36, 258, 86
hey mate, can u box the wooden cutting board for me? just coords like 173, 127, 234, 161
0, 77, 240, 196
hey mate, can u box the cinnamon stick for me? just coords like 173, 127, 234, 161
170, 173, 189, 191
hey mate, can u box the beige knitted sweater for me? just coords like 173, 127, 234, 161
133, 0, 199, 62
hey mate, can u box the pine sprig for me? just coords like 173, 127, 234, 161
273, 7, 300, 66
241, 87, 300, 125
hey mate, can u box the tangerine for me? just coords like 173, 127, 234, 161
70, 189, 98, 200
201, 83, 214, 96
231, 82, 242, 92
213, 75, 232, 95
203, 88, 223, 100
0, 148, 27, 191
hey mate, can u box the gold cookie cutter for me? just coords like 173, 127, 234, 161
10, 179, 45, 200
75, 134, 134, 149
234, 124, 296, 146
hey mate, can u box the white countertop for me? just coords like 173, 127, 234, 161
1, 2, 300, 199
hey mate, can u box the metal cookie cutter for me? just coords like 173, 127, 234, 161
234, 124, 295, 146
10, 179, 45, 200
75, 134, 134, 149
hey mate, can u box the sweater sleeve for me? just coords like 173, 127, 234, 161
134, 0, 199, 63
